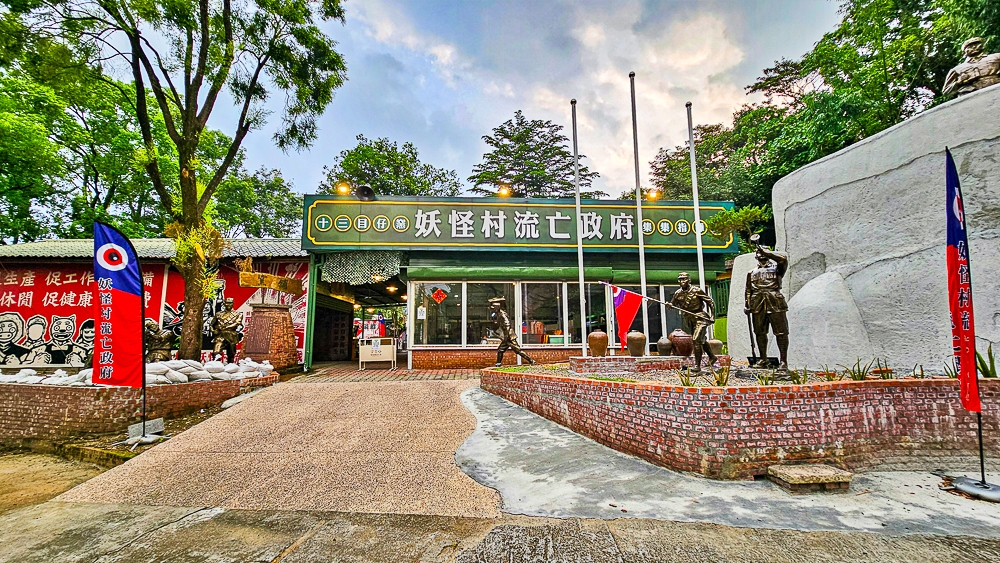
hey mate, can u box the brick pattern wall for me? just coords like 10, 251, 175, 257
244, 305, 298, 370
570, 355, 732, 374
411, 347, 585, 369
0, 375, 277, 444
481, 371, 1000, 479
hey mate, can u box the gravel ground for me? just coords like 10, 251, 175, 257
57, 379, 501, 518
0, 454, 102, 515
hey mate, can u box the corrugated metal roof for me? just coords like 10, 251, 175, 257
0, 238, 307, 259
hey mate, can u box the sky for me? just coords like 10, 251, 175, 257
230, 0, 843, 198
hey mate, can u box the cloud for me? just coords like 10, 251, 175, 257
341, 0, 764, 196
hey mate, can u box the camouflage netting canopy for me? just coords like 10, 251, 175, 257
320, 251, 402, 285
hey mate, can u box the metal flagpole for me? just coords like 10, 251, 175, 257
629, 72, 649, 355
686, 102, 707, 292
571, 99, 587, 357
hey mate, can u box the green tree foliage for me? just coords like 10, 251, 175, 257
469, 110, 602, 198
6, 0, 348, 358
704, 205, 772, 253
319, 135, 461, 197
649, 0, 998, 244
215, 168, 302, 238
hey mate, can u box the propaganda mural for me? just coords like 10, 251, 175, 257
0, 260, 308, 366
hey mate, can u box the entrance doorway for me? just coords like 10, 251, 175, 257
308, 275, 408, 365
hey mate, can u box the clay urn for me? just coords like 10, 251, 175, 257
656, 335, 673, 356
588, 329, 608, 357
668, 328, 693, 357
707, 338, 725, 357
626, 331, 647, 357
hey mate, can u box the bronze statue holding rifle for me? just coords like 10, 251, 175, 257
489, 297, 535, 367
670, 272, 717, 373
745, 234, 789, 373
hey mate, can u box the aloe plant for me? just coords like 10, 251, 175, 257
756, 370, 775, 385
874, 358, 894, 379
943, 361, 958, 379
679, 368, 694, 387
839, 358, 875, 381
713, 365, 731, 387
976, 343, 997, 378
789, 365, 809, 385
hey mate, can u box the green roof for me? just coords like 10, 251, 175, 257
0, 238, 307, 259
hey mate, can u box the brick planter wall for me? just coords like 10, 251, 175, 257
410, 347, 586, 369
481, 370, 1000, 479
569, 355, 731, 374
0, 376, 277, 445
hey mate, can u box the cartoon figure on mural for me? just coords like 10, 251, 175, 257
43, 314, 88, 366
21, 315, 49, 364
0, 313, 29, 365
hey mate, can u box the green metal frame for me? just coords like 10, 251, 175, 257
303, 253, 318, 371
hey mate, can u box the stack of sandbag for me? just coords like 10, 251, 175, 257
257, 360, 274, 378
203, 360, 231, 380
145, 362, 172, 385
235, 358, 260, 379
14, 369, 45, 384
0, 370, 18, 383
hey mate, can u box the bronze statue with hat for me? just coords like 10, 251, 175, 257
489, 296, 535, 367
744, 234, 789, 372
211, 298, 243, 362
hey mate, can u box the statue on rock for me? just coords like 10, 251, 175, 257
670, 272, 717, 373
943, 37, 1000, 98
489, 297, 535, 367
745, 235, 789, 373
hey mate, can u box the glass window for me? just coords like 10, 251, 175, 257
466, 282, 515, 345
522, 283, 565, 345
567, 283, 607, 344
663, 285, 684, 335
413, 282, 461, 345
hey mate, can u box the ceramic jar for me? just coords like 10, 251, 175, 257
626, 331, 647, 357
668, 328, 693, 357
656, 335, 673, 356
588, 329, 608, 357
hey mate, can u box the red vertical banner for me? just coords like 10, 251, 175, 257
945, 149, 980, 413
92, 223, 145, 388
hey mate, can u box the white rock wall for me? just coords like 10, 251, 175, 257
772, 83, 1000, 371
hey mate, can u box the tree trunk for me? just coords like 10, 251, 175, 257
177, 263, 205, 360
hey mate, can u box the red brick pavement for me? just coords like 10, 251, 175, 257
293, 362, 480, 383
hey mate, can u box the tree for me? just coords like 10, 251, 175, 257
469, 110, 602, 198
647, 124, 737, 202
216, 168, 302, 238
319, 135, 461, 196
8, 1, 348, 358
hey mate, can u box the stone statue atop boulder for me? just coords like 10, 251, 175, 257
211, 298, 242, 363
144, 320, 174, 363
670, 272, 717, 373
943, 37, 1000, 97
489, 297, 535, 367
745, 235, 789, 372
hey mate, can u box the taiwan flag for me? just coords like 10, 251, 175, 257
611, 285, 643, 350
945, 149, 980, 413
92, 223, 145, 388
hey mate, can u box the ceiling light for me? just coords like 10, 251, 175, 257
401, 295, 408, 301
386, 285, 397, 293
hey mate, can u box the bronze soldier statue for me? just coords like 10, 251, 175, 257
745, 235, 789, 372
211, 298, 242, 362
144, 320, 174, 363
943, 37, 1000, 97
489, 297, 534, 367
670, 272, 717, 373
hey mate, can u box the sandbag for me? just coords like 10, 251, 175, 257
40, 376, 64, 385
257, 362, 274, 377
76, 368, 93, 379
153, 374, 171, 385
229, 371, 246, 380
210, 371, 231, 380
145, 372, 159, 385
15, 369, 37, 377
224, 363, 240, 374
177, 366, 198, 375
183, 359, 204, 370
53, 369, 68, 377
203, 361, 226, 373
164, 360, 188, 370
0, 373, 18, 383
164, 370, 188, 383
20, 375, 45, 384
146, 362, 169, 375
240, 371, 262, 379
188, 370, 213, 381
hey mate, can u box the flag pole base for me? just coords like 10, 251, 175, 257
952, 476, 1000, 503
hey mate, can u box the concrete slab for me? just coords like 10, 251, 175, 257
457, 386, 1000, 537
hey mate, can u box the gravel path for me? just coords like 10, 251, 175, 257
58, 379, 501, 518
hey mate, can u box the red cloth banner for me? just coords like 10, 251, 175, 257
92, 223, 145, 388
946, 149, 980, 413
611, 285, 643, 350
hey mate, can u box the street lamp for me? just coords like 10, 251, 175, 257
497, 183, 511, 197
335, 180, 352, 195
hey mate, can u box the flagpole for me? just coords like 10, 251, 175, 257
571, 99, 587, 357
685, 102, 707, 292
629, 72, 650, 355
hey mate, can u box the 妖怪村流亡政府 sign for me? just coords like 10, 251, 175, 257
302, 196, 736, 253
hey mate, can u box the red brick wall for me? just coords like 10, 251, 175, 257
411, 347, 584, 369
481, 371, 1000, 479
0, 376, 277, 444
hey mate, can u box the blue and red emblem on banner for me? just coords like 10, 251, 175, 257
92, 223, 145, 388
945, 149, 980, 413
611, 285, 643, 350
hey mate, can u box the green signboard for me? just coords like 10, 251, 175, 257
302, 195, 736, 253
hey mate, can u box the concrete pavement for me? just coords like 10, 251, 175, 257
58, 380, 501, 517
3, 500, 1000, 562
456, 386, 1000, 537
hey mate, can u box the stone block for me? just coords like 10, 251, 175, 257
786, 272, 875, 369
768, 464, 853, 493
